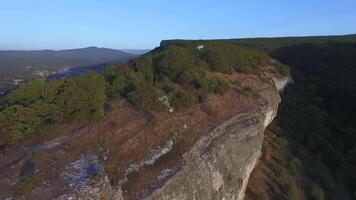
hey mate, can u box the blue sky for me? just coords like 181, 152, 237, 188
1, 0, 355, 50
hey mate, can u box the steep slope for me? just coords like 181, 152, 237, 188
0, 40, 288, 200
146, 75, 288, 200
241, 35, 356, 200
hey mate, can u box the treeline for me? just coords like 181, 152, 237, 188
0, 42, 285, 146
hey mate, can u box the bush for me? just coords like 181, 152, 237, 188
171, 90, 198, 111
287, 183, 300, 200
288, 157, 302, 175
127, 85, 165, 112
0, 73, 106, 145
6, 78, 46, 106
111, 75, 128, 97
162, 81, 198, 111
15, 175, 37, 194
310, 185, 325, 200
199, 77, 230, 95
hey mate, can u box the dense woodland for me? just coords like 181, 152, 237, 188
272, 41, 356, 199
0, 43, 285, 146
238, 34, 356, 199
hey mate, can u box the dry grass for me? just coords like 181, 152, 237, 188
0, 73, 264, 200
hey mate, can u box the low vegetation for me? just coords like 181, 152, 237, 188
0, 73, 106, 145
0, 42, 284, 146
15, 175, 38, 195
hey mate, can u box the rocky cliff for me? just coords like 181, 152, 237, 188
53, 74, 287, 200
0, 40, 289, 200
84, 74, 287, 200
145, 76, 287, 200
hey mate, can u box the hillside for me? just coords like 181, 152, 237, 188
0, 47, 137, 94
0, 39, 288, 199
163, 35, 356, 199
0, 47, 134, 75
244, 34, 356, 200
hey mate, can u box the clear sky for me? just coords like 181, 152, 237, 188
1, 0, 355, 50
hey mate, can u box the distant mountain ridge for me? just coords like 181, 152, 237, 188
0, 47, 136, 76
120, 49, 151, 55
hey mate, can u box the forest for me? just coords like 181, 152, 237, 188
238, 34, 356, 199
0, 42, 285, 146
273, 41, 356, 199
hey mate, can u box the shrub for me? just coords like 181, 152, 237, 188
288, 157, 302, 175
6, 78, 46, 106
0, 105, 39, 144
0, 73, 106, 145
127, 85, 165, 112
274, 163, 288, 178
111, 75, 128, 97
171, 90, 198, 111
199, 77, 230, 95
15, 175, 37, 194
310, 185, 325, 200
287, 183, 300, 200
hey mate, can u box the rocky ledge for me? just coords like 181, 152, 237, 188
0, 72, 288, 200
145, 76, 288, 200
84, 74, 288, 200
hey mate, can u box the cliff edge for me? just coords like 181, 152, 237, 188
0, 41, 289, 200
145, 75, 288, 200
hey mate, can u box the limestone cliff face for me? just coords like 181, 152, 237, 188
52, 75, 287, 200
65, 75, 287, 200
145, 77, 287, 200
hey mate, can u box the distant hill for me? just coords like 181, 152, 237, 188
120, 49, 151, 55
0, 47, 135, 76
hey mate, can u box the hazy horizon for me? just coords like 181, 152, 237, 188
0, 46, 152, 51
1, 33, 356, 51
1, 0, 356, 50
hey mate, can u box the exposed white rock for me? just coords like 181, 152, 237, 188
158, 95, 174, 112
263, 110, 275, 128
197, 45, 205, 50
117, 138, 175, 187
273, 76, 290, 92
212, 171, 224, 191
144, 139, 174, 166
58, 154, 112, 200
61, 154, 101, 191
147, 75, 285, 200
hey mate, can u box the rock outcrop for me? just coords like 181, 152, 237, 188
56, 74, 287, 200
145, 76, 286, 200
65, 74, 287, 200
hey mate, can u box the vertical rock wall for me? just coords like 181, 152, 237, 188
146, 77, 287, 200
